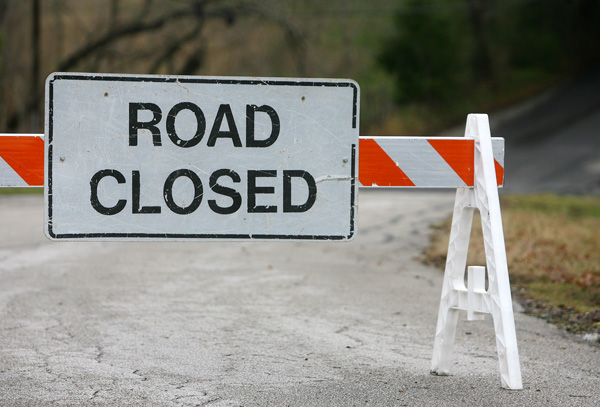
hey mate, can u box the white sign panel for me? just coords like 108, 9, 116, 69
45, 73, 359, 241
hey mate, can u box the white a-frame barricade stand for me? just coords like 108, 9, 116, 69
0, 92, 522, 389
430, 114, 522, 390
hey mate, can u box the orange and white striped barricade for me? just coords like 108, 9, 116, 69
0, 134, 44, 187
0, 113, 522, 389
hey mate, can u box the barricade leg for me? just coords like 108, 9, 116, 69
431, 187, 474, 375
431, 114, 523, 390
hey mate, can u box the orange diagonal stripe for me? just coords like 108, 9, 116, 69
0, 136, 44, 186
359, 139, 415, 187
427, 139, 474, 186
494, 159, 504, 187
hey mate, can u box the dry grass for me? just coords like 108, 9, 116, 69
423, 194, 600, 335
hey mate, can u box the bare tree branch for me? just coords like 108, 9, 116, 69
234, 3, 308, 75
178, 48, 204, 75
149, 22, 204, 73
57, 7, 192, 71
57, 2, 242, 72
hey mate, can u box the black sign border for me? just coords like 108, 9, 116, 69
46, 73, 358, 241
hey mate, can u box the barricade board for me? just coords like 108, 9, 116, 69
0, 134, 44, 187
45, 74, 359, 241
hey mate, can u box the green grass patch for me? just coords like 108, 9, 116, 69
423, 194, 600, 336
502, 194, 600, 218
0, 187, 43, 196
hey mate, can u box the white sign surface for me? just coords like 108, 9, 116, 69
45, 73, 359, 241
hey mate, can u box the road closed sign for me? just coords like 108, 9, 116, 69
45, 73, 359, 241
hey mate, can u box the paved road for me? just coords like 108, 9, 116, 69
492, 71, 600, 195
1, 192, 598, 406
442, 70, 600, 195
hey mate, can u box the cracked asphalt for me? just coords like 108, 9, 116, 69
1, 190, 598, 406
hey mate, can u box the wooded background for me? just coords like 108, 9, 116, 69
1, 0, 598, 135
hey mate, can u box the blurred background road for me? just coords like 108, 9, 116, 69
493, 71, 600, 195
